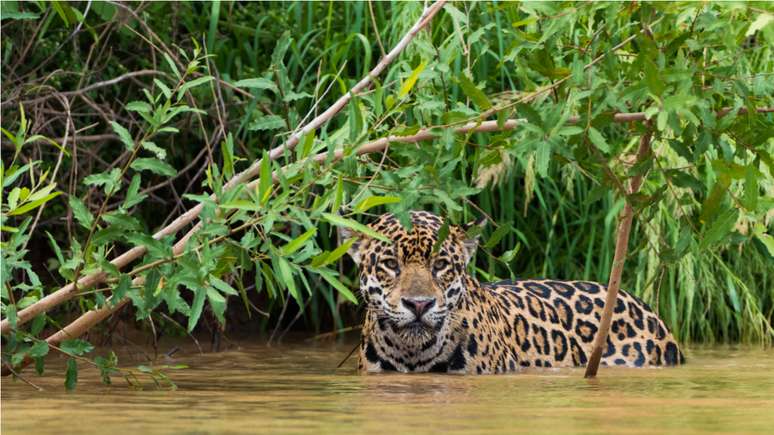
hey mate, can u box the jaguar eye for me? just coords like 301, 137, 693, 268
384, 258, 400, 270
433, 259, 449, 271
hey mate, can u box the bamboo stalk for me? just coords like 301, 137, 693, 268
0, 0, 448, 336
584, 126, 653, 378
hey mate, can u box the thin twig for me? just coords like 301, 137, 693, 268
4, 70, 162, 108
3, 363, 44, 391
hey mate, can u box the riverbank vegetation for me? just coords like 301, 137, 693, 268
2, 1, 773, 388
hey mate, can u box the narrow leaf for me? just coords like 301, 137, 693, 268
68, 197, 94, 228
110, 121, 134, 151
321, 213, 390, 243
457, 74, 492, 110
65, 358, 78, 391
280, 228, 317, 256
317, 269, 358, 304
587, 127, 610, 153
354, 196, 401, 213
130, 158, 177, 177
399, 60, 426, 98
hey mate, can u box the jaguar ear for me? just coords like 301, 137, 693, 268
338, 226, 365, 265
461, 217, 487, 263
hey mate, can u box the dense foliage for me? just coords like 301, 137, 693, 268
1, 1, 773, 387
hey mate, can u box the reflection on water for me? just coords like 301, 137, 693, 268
2, 341, 773, 434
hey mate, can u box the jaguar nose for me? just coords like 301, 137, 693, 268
401, 297, 436, 319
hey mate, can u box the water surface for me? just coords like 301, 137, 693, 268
2, 341, 773, 434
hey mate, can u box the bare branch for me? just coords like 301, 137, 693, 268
584, 126, 654, 378
3, 70, 162, 108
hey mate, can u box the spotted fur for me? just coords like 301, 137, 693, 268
341, 211, 684, 374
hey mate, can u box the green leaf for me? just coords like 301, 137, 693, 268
700, 208, 738, 250
280, 228, 317, 256
500, 246, 521, 263
332, 176, 343, 212
310, 238, 356, 268
354, 195, 401, 213
756, 233, 774, 257
233, 78, 279, 93
123, 175, 147, 210
321, 213, 390, 243
187, 286, 206, 332
112, 274, 131, 304
221, 133, 235, 177
90, 0, 115, 20
219, 199, 261, 211
743, 165, 759, 211
516, 103, 543, 129
456, 74, 492, 110
283, 91, 312, 102
126, 101, 152, 114
210, 275, 239, 296
83, 168, 121, 195
51, 0, 77, 25
143, 269, 162, 312
140, 141, 166, 160
6, 192, 61, 216
277, 257, 301, 305
512, 16, 538, 28
348, 95, 363, 143
163, 52, 181, 79
258, 151, 272, 205
5, 304, 17, 329
68, 197, 94, 228
1, 1, 40, 20
154, 79, 172, 100
746, 13, 774, 36
29, 341, 49, 358
177, 76, 214, 100
206, 288, 227, 325
700, 175, 730, 223
60, 339, 94, 356
643, 58, 664, 97
431, 220, 450, 255
92, 225, 125, 245
317, 269, 358, 304
399, 60, 426, 98
248, 114, 285, 131
587, 127, 610, 153
484, 223, 512, 249
30, 314, 46, 336
110, 121, 134, 151
130, 158, 177, 177
65, 358, 78, 391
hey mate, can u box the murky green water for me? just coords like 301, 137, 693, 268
2, 341, 773, 434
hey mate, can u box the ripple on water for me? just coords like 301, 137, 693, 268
2, 343, 774, 434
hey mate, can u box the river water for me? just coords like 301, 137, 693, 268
2, 341, 773, 434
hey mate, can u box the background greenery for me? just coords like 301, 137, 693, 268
2, 1, 773, 386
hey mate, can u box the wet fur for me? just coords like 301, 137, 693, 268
343, 211, 684, 374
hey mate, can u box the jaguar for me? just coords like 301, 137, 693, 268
340, 211, 684, 374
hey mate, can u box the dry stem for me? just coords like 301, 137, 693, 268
584, 126, 653, 378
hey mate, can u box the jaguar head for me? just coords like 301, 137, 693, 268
340, 211, 483, 343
